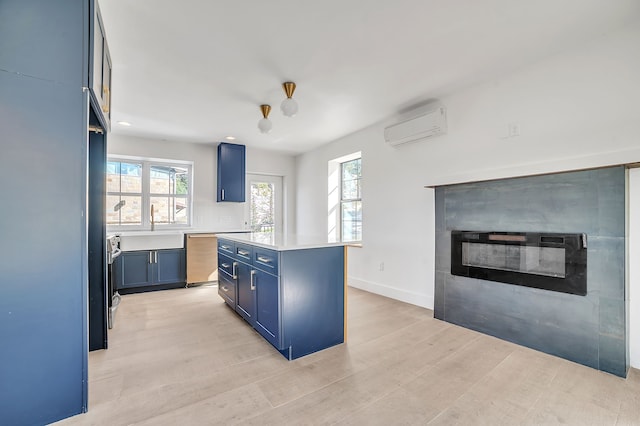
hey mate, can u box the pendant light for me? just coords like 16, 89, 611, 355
280, 82, 298, 117
257, 104, 273, 133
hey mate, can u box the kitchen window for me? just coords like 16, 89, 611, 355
340, 157, 362, 242
106, 156, 192, 229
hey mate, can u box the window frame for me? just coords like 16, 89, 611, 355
339, 157, 362, 243
106, 155, 193, 231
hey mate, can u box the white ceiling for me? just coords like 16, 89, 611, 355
99, 0, 640, 154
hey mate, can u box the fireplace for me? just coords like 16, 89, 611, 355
435, 167, 626, 377
451, 231, 587, 296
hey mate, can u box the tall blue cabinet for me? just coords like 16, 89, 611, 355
0, 1, 108, 424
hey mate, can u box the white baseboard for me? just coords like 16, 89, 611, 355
348, 277, 434, 309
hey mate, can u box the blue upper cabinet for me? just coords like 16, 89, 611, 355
89, 0, 112, 131
217, 142, 246, 202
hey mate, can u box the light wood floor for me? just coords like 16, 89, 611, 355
56, 285, 640, 425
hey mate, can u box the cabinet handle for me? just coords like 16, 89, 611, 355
238, 250, 250, 256
154, 251, 158, 263
221, 245, 230, 250
102, 86, 110, 113
221, 286, 228, 292
221, 263, 230, 268
257, 256, 271, 263
149, 252, 152, 263
250, 270, 256, 290
232, 262, 238, 280
221, 189, 225, 200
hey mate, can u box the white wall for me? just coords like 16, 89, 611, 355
108, 135, 296, 234
295, 19, 640, 312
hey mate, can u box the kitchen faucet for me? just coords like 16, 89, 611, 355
151, 204, 155, 231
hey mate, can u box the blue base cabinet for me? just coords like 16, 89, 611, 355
254, 269, 280, 348
217, 238, 344, 360
115, 249, 185, 291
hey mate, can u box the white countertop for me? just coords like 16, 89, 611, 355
112, 228, 247, 237
113, 229, 248, 251
216, 232, 348, 251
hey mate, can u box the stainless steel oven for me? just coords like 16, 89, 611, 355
106, 235, 122, 328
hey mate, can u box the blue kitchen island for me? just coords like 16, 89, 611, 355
216, 233, 347, 360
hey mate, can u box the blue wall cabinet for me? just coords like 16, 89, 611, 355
89, 0, 112, 130
115, 249, 186, 290
217, 238, 344, 360
217, 142, 246, 202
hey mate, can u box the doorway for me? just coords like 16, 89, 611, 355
245, 174, 283, 234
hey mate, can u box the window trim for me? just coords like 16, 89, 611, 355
106, 154, 194, 231
339, 157, 362, 243
326, 151, 364, 245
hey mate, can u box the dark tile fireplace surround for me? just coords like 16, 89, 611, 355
434, 167, 627, 377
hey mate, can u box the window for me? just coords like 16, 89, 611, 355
328, 152, 361, 242
249, 181, 275, 233
340, 157, 362, 242
106, 157, 192, 229
246, 174, 284, 234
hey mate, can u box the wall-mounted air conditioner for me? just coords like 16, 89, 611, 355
384, 106, 447, 146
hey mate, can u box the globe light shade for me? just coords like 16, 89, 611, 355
258, 118, 272, 133
280, 97, 299, 117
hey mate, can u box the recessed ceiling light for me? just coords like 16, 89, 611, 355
117, 121, 132, 126
225, 136, 236, 140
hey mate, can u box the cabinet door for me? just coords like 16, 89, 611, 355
217, 143, 245, 202
254, 270, 281, 349
100, 39, 112, 125
91, 8, 104, 100
89, 0, 111, 130
235, 261, 255, 323
118, 251, 153, 288
155, 249, 185, 285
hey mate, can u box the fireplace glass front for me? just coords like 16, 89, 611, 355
451, 231, 587, 295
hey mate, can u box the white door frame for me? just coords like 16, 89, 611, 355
628, 167, 639, 368
245, 174, 283, 234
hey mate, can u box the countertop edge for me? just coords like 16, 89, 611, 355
216, 233, 348, 251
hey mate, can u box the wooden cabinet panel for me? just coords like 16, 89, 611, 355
186, 234, 218, 284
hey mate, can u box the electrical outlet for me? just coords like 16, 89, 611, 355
508, 122, 521, 137
379, 262, 384, 272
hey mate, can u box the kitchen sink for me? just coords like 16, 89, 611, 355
117, 231, 184, 251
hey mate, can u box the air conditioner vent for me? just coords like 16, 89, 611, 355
384, 106, 447, 146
